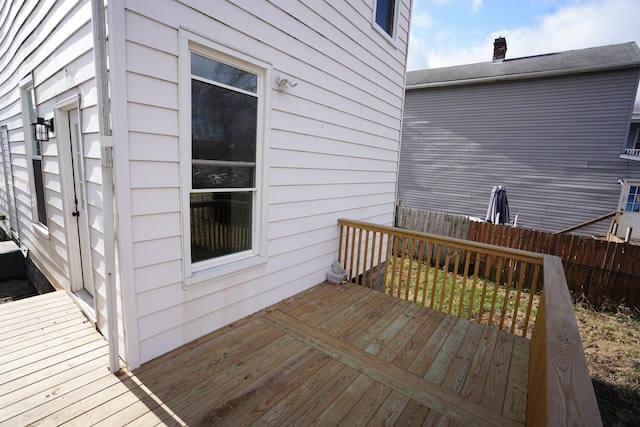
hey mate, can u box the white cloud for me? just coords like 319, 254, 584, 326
409, 0, 640, 70
471, 0, 483, 13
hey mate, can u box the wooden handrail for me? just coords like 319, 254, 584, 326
339, 218, 544, 265
527, 255, 602, 426
554, 210, 617, 235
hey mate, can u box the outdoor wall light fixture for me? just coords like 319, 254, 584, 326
276, 75, 298, 89
32, 117, 54, 142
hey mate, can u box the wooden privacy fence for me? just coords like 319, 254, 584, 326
338, 218, 544, 338
466, 221, 640, 312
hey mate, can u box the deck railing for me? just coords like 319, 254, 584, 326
337, 218, 601, 426
338, 218, 544, 337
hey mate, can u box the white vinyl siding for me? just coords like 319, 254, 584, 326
116, 0, 411, 365
0, 0, 107, 327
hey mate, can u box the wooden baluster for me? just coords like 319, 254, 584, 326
396, 235, 408, 299
405, 239, 416, 300
488, 257, 504, 327
421, 242, 433, 306
499, 259, 516, 329
457, 251, 471, 317
355, 228, 363, 286
413, 240, 425, 303
338, 224, 345, 265
523, 264, 541, 337
367, 231, 377, 289
467, 252, 481, 320
511, 263, 527, 335
448, 251, 460, 314
376, 232, 386, 292
430, 245, 441, 309
439, 249, 451, 312
478, 255, 493, 324
348, 225, 356, 281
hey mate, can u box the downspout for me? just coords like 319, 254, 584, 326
91, 0, 119, 373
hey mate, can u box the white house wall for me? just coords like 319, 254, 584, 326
110, 0, 411, 366
0, 1, 108, 330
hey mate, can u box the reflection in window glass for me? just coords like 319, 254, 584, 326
190, 192, 252, 263
626, 186, 640, 212
375, 0, 396, 36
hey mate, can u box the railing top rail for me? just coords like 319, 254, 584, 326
338, 218, 544, 265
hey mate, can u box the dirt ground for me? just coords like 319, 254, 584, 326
574, 303, 640, 426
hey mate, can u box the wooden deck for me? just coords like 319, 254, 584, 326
0, 283, 529, 426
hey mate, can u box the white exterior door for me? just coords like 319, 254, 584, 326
68, 109, 94, 297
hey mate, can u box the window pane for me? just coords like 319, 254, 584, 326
26, 88, 40, 155
375, 0, 395, 36
190, 192, 252, 263
192, 79, 257, 163
191, 53, 257, 93
192, 163, 254, 189
33, 158, 47, 226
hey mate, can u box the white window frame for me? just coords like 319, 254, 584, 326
372, 0, 400, 42
179, 29, 270, 286
19, 75, 49, 238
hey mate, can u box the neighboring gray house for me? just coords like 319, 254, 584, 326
399, 41, 640, 236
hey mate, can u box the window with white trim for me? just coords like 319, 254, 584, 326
374, 0, 398, 38
20, 77, 48, 228
625, 185, 640, 212
180, 31, 269, 278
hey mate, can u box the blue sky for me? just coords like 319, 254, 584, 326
408, 0, 640, 71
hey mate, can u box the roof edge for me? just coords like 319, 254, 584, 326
406, 59, 640, 90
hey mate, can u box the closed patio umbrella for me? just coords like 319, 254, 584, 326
486, 185, 510, 224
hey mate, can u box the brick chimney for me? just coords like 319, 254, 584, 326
493, 37, 507, 63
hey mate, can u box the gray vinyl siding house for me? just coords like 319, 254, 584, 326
399, 42, 640, 236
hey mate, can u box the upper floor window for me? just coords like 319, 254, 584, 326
625, 185, 640, 212
375, 0, 397, 37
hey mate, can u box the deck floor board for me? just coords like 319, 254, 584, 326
0, 284, 529, 426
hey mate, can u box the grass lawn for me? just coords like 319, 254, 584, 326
574, 304, 640, 426
382, 258, 540, 336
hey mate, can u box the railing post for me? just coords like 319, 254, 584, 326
527, 255, 601, 427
